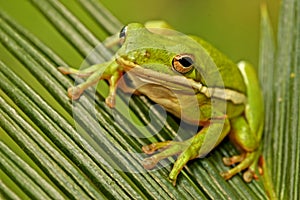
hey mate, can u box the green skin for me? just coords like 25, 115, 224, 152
58, 22, 264, 185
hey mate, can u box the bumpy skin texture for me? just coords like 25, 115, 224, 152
58, 22, 264, 185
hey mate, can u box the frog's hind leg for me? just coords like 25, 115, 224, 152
142, 116, 230, 185
221, 116, 261, 182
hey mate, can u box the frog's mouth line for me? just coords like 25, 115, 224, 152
116, 57, 246, 104
116, 57, 200, 89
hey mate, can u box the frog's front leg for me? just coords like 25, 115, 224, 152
58, 62, 122, 107
142, 115, 230, 185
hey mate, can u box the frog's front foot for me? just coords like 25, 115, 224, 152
67, 86, 84, 100
221, 150, 262, 182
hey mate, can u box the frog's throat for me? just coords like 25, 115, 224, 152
116, 57, 247, 104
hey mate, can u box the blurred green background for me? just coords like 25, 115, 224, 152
0, 0, 280, 68
0, 1, 281, 198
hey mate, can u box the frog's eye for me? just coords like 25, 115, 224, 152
119, 25, 128, 44
172, 54, 194, 74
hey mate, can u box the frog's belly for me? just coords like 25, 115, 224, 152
122, 73, 245, 125
133, 83, 209, 125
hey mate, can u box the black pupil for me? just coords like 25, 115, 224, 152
178, 56, 193, 68
119, 26, 127, 38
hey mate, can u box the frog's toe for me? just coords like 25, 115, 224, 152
222, 154, 245, 166
58, 66, 73, 74
220, 167, 256, 182
221, 166, 256, 182
142, 141, 172, 154
243, 168, 258, 182
67, 86, 84, 100
142, 156, 159, 169
105, 95, 116, 108
58, 66, 87, 76
221, 150, 260, 182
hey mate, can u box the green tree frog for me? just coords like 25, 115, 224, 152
58, 22, 264, 185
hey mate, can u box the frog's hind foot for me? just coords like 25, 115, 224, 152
142, 138, 200, 185
141, 140, 188, 169
221, 150, 262, 182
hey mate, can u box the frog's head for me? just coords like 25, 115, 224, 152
115, 23, 202, 81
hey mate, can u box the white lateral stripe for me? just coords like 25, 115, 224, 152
118, 58, 246, 104
189, 80, 246, 104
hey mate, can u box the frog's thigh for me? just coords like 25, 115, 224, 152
229, 116, 258, 152
194, 117, 231, 157
169, 118, 230, 182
